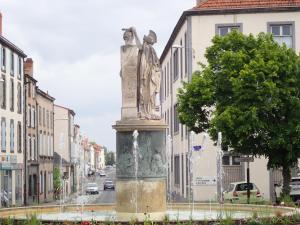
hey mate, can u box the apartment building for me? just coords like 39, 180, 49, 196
24, 58, 39, 205
54, 104, 75, 196
36, 88, 55, 203
0, 14, 26, 207
160, 0, 300, 201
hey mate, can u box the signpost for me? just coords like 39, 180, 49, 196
194, 176, 217, 186
235, 156, 253, 204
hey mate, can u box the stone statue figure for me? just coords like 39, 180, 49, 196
120, 27, 161, 120
120, 28, 139, 120
132, 28, 161, 120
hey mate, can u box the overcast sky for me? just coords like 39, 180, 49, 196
0, 0, 195, 151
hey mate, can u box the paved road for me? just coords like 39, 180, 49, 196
69, 168, 116, 205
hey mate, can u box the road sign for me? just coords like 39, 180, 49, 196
235, 157, 254, 163
194, 176, 217, 186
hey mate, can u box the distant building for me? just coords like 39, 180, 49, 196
24, 58, 39, 205
160, 0, 300, 201
0, 13, 26, 207
36, 88, 55, 203
54, 104, 75, 196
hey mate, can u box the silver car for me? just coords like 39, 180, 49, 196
86, 183, 99, 195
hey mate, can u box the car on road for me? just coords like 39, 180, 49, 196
223, 181, 261, 203
99, 170, 106, 177
104, 180, 115, 191
86, 183, 99, 194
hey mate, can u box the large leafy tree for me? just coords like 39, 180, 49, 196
178, 31, 300, 195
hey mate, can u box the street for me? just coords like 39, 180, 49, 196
68, 167, 116, 204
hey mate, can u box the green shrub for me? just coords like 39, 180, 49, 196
280, 195, 295, 207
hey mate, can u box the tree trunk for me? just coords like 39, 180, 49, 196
282, 165, 291, 196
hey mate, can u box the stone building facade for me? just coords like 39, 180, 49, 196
54, 104, 75, 197
0, 15, 26, 206
24, 58, 39, 205
36, 88, 55, 203
160, 0, 300, 201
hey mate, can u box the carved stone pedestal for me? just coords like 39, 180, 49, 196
113, 120, 167, 221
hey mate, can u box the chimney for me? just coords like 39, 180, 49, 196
196, 0, 205, 6
0, 12, 2, 35
24, 58, 34, 76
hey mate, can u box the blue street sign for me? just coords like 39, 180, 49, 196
193, 145, 202, 151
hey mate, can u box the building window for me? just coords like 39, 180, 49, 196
17, 122, 21, 153
1, 118, 6, 152
173, 49, 179, 81
40, 172, 43, 194
0, 75, 6, 109
10, 79, 14, 112
173, 104, 179, 134
222, 155, 230, 165
46, 110, 49, 128
268, 22, 294, 49
50, 112, 53, 129
32, 136, 36, 160
10, 120, 14, 153
232, 156, 241, 166
216, 23, 242, 36
27, 82, 31, 98
18, 57, 22, 79
43, 108, 45, 127
180, 39, 183, 79
29, 175, 32, 196
1, 47, 6, 70
27, 105, 31, 128
174, 155, 180, 185
39, 131, 42, 156
17, 83, 21, 113
186, 154, 189, 185
39, 106, 42, 125
10, 52, 14, 75
28, 135, 32, 160
184, 32, 188, 76
31, 106, 35, 128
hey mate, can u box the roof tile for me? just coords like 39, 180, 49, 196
195, 0, 300, 10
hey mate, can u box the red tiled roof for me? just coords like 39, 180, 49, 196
195, 0, 300, 10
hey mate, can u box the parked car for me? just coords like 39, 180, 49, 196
86, 183, 99, 194
223, 181, 261, 203
104, 180, 115, 191
275, 177, 300, 202
99, 170, 106, 177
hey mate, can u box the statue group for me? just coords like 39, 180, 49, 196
121, 27, 161, 120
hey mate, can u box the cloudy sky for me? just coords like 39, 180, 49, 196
1, 0, 195, 151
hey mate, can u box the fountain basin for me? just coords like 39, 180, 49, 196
0, 203, 297, 222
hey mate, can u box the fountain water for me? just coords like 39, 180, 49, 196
132, 130, 139, 215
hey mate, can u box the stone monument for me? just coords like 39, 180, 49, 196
113, 27, 167, 221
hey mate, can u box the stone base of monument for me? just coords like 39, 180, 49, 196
113, 119, 167, 221
116, 179, 166, 221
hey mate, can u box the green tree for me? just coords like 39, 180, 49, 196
53, 167, 61, 199
105, 148, 115, 166
178, 31, 300, 195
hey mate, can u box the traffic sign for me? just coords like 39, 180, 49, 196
235, 157, 254, 162
194, 176, 217, 186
